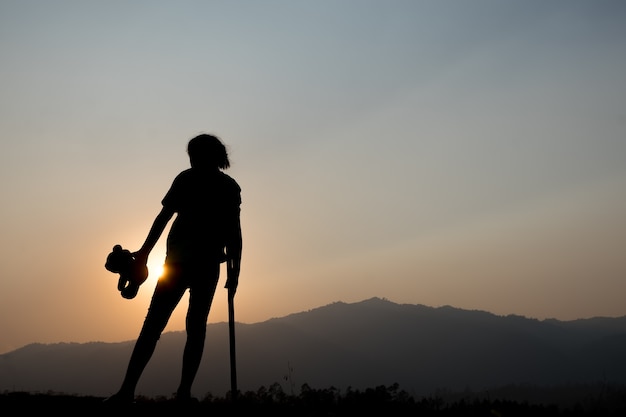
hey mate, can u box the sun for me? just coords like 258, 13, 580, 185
147, 259, 166, 279
144, 246, 167, 280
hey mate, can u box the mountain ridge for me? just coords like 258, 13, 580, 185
2, 297, 625, 399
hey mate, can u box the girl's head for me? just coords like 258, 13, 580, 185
187, 134, 230, 170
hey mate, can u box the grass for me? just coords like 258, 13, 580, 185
2, 382, 626, 416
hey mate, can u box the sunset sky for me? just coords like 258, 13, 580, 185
1, 1, 626, 355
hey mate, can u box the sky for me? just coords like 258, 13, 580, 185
1, 0, 625, 355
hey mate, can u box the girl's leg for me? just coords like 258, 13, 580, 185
116, 268, 187, 399
176, 263, 220, 398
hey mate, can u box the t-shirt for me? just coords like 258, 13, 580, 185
162, 168, 241, 264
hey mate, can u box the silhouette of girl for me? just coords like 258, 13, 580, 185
106, 134, 242, 403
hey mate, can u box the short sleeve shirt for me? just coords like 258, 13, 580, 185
162, 168, 241, 264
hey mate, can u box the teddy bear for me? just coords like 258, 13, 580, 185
105, 244, 149, 299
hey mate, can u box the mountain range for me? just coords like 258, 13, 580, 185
2, 297, 625, 400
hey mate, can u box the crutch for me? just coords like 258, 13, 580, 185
227, 286, 238, 402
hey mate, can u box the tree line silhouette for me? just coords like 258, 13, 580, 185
2, 381, 625, 416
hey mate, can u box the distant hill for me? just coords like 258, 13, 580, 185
2, 298, 625, 399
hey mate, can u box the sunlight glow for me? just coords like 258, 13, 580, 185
147, 259, 165, 280
146, 246, 167, 281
